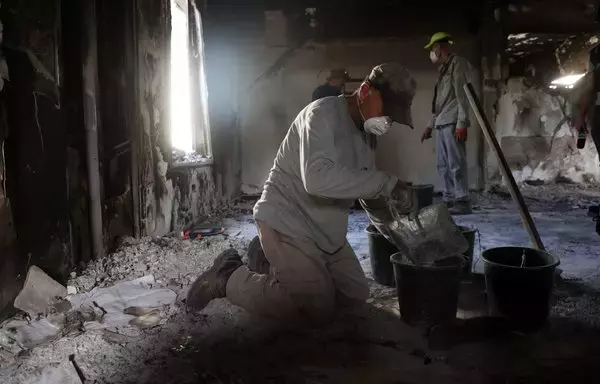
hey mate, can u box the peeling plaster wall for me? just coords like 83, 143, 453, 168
238, 38, 483, 194
489, 78, 600, 184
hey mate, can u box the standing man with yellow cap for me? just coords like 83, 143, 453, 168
422, 32, 474, 215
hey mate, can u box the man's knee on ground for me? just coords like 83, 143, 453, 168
293, 282, 337, 324
250, 278, 337, 325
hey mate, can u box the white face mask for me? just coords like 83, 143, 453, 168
430, 50, 439, 64
364, 116, 392, 136
356, 92, 392, 136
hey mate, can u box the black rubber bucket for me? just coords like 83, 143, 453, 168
391, 253, 463, 327
412, 184, 434, 210
459, 226, 477, 276
366, 225, 398, 286
482, 247, 560, 333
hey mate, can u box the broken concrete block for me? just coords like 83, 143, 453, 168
14, 266, 67, 318
67, 286, 77, 296
24, 359, 84, 384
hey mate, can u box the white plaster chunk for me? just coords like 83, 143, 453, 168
14, 266, 67, 318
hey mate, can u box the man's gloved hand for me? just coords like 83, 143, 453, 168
455, 127, 467, 141
392, 180, 412, 196
421, 127, 433, 143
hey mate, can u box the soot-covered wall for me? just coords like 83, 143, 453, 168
0, 0, 72, 315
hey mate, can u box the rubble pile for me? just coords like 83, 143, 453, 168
70, 235, 248, 292
0, 233, 253, 382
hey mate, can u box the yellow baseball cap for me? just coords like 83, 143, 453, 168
425, 32, 454, 49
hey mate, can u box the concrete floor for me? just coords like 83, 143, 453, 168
3, 187, 600, 383
226, 189, 600, 286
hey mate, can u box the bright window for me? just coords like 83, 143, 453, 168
170, 0, 193, 153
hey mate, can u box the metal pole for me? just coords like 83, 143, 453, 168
81, 0, 104, 259
464, 82, 545, 251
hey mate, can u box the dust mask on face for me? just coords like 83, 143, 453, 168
430, 51, 439, 64
357, 92, 392, 136
363, 116, 392, 136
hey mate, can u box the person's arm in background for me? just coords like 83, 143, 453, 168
574, 75, 594, 131
453, 58, 472, 141
421, 115, 436, 143
572, 57, 596, 134
298, 106, 406, 200
422, 86, 438, 143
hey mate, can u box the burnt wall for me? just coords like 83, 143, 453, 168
97, 0, 137, 246
0, 0, 72, 314
61, 0, 91, 267
0, 62, 19, 317
168, 165, 218, 230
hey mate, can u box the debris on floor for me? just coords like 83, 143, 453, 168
0, 275, 177, 362
0, 233, 252, 383
180, 220, 225, 240
67, 275, 176, 330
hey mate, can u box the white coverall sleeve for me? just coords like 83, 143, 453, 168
298, 109, 398, 200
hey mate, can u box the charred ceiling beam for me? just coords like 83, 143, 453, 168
505, 0, 600, 33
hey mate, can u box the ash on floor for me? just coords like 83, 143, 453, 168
1, 185, 600, 383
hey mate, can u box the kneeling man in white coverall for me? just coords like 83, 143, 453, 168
186, 63, 416, 324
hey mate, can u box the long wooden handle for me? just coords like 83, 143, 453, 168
463, 83, 546, 251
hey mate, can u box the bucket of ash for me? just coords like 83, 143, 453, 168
361, 201, 469, 326
482, 247, 560, 333
386, 204, 468, 327
364, 186, 436, 287
391, 249, 464, 328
